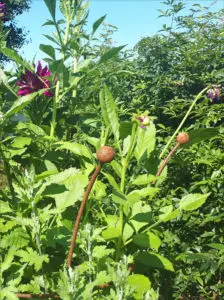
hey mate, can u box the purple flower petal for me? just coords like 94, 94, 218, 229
17, 61, 53, 97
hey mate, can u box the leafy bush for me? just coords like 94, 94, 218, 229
0, 0, 223, 299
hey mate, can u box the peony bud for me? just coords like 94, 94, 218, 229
176, 132, 190, 144
96, 146, 115, 163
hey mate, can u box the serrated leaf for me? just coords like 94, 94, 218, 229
136, 252, 174, 271
1, 228, 30, 249
16, 248, 49, 271
99, 85, 120, 141
55, 173, 88, 211
134, 123, 156, 162
179, 193, 209, 211
0, 200, 12, 214
92, 246, 114, 259
55, 141, 92, 159
0, 47, 33, 71
132, 174, 157, 186
1, 247, 15, 273
11, 137, 31, 148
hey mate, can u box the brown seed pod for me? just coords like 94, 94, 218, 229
176, 132, 190, 144
96, 146, 115, 163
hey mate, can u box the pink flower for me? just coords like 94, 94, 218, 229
17, 61, 53, 97
207, 88, 221, 101
136, 114, 150, 129
0, 2, 5, 18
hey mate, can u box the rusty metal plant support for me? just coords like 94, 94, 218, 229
67, 163, 102, 267
153, 132, 190, 185
152, 142, 180, 185
67, 146, 115, 268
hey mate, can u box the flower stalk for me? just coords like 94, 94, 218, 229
50, 80, 60, 138
159, 86, 209, 159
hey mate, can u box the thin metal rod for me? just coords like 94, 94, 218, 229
67, 163, 102, 268
152, 143, 180, 185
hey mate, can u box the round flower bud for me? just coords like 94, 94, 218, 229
96, 146, 115, 163
142, 115, 150, 126
176, 132, 190, 144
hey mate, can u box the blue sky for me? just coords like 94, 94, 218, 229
15, 0, 224, 61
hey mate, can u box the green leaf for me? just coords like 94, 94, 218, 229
0, 47, 33, 70
16, 247, 49, 271
35, 169, 58, 181
92, 15, 106, 34
133, 232, 161, 251
11, 137, 32, 148
39, 44, 56, 59
110, 160, 122, 178
99, 85, 120, 141
92, 246, 114, 259
42, 19, 55, 26
136, 252, 174, 272
134, 123, 156, 162
207, 243, 224, 251
127, 187, 159, 202
119, 121, 133, 139
112, 190, 127, 205
127, 274, 151, 299
187, 128, 219, 146
1, 247, 15, 273
44, 0, 56, 20
1, 228, 30, 249
132, 174, 157, 186
99, 45, 126, 63
102, 172, 120, 191
158, 208, 180, 222
131, 201, 152, 232
55, 141, 92, 159
0, 201, 12, 214
179, 193, 210, 211
123, 223, 134, 242
102, 228, 120, 240
54, 173, 88, 211
4, 90, 46, 119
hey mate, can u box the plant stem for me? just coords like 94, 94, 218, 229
31, 201, 46, 293
152, 142, 180, 185
0, 148, 15, 201
159, 86, 209, 159
67, 163, 103, 268
116, 160, 127, 260
50, 81, 60, 138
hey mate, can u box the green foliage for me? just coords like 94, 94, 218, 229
0, 0, 223, 299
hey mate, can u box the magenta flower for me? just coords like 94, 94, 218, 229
0, 2, 5, 18
17, 61, 53, 97
207, 88, 221, 101
136, 114, 150, 129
